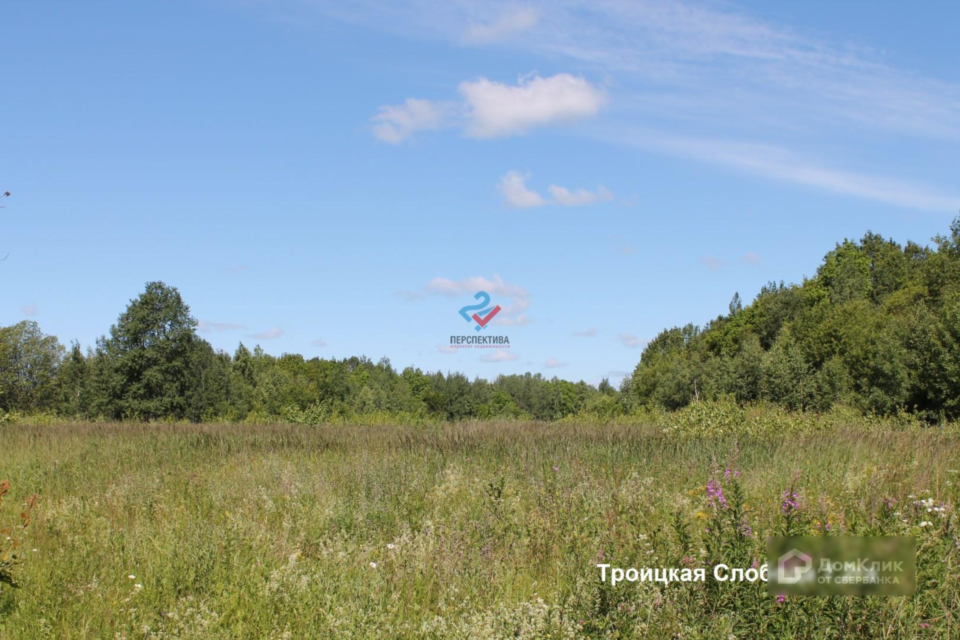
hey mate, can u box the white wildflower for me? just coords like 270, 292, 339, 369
369, 562, 377, 569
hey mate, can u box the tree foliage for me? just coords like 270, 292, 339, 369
630, 217, 960, 420
3, 218, 960, 422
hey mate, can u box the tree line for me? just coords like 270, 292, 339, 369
2, 218, 959, 423
627, 217, 960, 421
0, 283, 618, 422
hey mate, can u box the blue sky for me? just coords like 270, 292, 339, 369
2, 0, 959, 385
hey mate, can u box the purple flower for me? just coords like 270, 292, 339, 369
781, 490, 800, 516
707, 480, 728, 509
776, 594, 786, 603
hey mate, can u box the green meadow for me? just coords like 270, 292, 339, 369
2, 412, 959, 638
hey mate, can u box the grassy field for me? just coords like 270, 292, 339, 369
1, 416, 959, 638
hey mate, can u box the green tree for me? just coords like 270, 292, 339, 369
0, 321, 64, 412
762, 333, 813, 411
58, 342, 91, 416
96, 282, 205, 420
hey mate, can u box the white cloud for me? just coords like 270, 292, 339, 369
371, 74, 606, 143
619, 246, 636, 255
312, 339, 327, 347
437, 344, 457, 354
424, 274, 531, 326
547, 184, 613, 207
480, 350, 518, 362
619, 333, 646, 348
573, 327, 597, 337
497, 171, 545, 208
250, 327, 284, 340
198, 321, 245, 333
742, 252, 761, 266
497, 171, 614, 209
22, 303, 37, 316
340, 0, 960, 210
371, 98, 450, 143
544, 357, 567, 368
459, 73, 606, 138
463, 6, 539, 44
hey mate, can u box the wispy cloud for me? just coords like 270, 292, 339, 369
573, 327, 597, 337
619, 333, 646, 348
329, 0, 960, 140
312, 338, 327, 347
544, 357, 567, 368
701, 256, 725, 271
198, 321, 246, 333
480, 349, 518, 362
437, 344, 457, 354
333, 0, 960, 210
497, 171, 545, 208
547, 184, 614, 207
742, 252, 761, 266
372, 98, 452, 144
614, 131, 960, 212
22, 303, 37, 316
422, 274, 531, 326
497, 171, 613, 209
396, 290, 425, 302
250, 327, 284, 340
463, 6, 539, 44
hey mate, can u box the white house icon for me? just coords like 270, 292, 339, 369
778, 549, 813, 584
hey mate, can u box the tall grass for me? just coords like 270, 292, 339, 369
1, 417, 958, 638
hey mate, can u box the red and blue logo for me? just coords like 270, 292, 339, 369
459, 291, 501, 332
